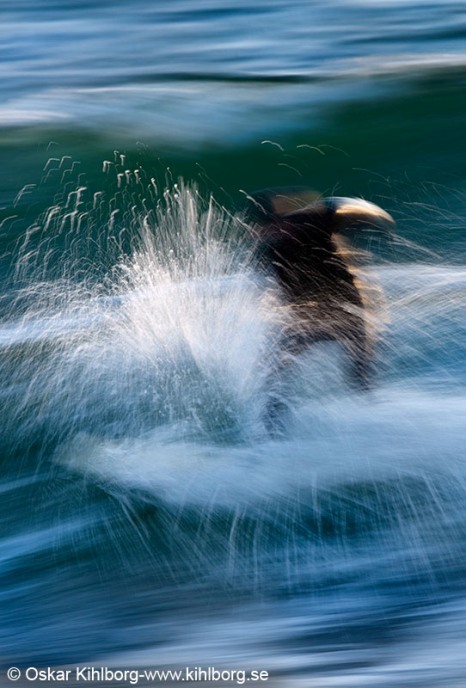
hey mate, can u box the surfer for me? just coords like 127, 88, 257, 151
246, 188, 395, 428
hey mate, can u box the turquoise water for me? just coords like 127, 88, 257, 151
2, 2, 466, 686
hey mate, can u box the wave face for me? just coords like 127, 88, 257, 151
2, 180, 466, 687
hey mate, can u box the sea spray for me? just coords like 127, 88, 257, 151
1, 180, 285, 456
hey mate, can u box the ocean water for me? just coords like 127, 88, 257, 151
2, 1, 466, 686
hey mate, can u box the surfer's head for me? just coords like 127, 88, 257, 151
246, 187, 395, 240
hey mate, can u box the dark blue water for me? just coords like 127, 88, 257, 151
2, 2, 466, 686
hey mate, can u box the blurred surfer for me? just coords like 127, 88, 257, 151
246, 188, 395, 431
